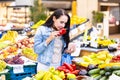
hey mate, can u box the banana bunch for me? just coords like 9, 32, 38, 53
22, 47, 38, 61
31, 20, 45, 29
0, 60, 6, 72
96, 38, 116, 47
0, 31, 18, 43
80, 50, 113, 67
70, 15, 87, 26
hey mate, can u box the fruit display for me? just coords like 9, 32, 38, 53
33, 65, 78, 80
0, 60, 7, 72
70, 15, 88, 26
0, 31, 18, 43
0, 19, 120, 80
79, 50, 113, 67
72, 62, 120, 80
95, 37, 116, 48
22, 47, 38, 61
6, 46, 18, 53
0, 41, 11, 50
4, 54, 24, 64
81, 37, 117, 49
57, 62, 79, 76
15, 38, 34, 49
110, 54, 120, 63
34, 67, 65, 80
0, 46, 18, 59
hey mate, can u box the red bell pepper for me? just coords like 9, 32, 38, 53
58, 28, 66, 36
62, 69, 71, 73
71, 70, 80, 75
71, 64, 76, 71
63, 62, 73, 72
57, 65, 66, 71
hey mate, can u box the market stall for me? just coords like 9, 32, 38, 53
0, 15, 120, 80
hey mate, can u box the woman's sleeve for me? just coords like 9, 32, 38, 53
33, 27, 48, 55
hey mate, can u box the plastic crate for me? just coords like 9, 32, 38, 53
0, 32, 2, 38
7, 63, 37, 80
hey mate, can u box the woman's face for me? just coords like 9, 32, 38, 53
53, 15, 68, 30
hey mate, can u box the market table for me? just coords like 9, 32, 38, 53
79, 47, 108, 57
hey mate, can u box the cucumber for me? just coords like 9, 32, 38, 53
113, 70, 120, 76
94, 74, 102, 80
105, 72, 112, 76
99, 76, 108, 80
88, 68, 100, 75
99, 70, 106, 75
104, 66, 112, 72
112, 66, 120, 70
91, 74, 100, 78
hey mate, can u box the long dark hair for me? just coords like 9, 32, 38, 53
43, 9, 70, 49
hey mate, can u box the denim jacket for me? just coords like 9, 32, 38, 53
34, 26, 66, 66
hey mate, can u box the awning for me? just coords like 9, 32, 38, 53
42, 1, 71, 10
98, 0, 120, 3
0, 0, 14, 1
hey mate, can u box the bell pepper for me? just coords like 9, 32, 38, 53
71, 70, 80, 75
58, 28, 66, 36
59, 71, 65, 79
34, 71, 46, 80
57, 65, 66, 71
62, 68, 71, 73
49, 66, 55, 73
66, 73, 76, 80
70, 64, 76, 70
63, 62, 73, 72
42, 71, 52, 80
52, 75, 62, 80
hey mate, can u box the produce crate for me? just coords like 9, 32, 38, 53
6, 63, 37, 80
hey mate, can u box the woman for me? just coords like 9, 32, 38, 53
34, 9, 75, 71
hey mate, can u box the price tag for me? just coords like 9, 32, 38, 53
70, 28, 78, 35
78, 24, 85, 31
90, 41, 98, 48
71, 41, 81, 56
13, 65, 24, 73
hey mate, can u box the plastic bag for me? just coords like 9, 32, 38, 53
61, 53, 74, 65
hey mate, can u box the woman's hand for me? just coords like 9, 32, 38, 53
46, 31, 59, 45
65, 43, 76, 54
49, 31, 59, 39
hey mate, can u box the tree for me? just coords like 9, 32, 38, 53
30, 0, 48, 24
92, 11, 104, 25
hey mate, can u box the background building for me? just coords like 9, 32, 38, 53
0, 0, 120, 35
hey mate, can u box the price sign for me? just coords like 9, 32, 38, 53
13, 65, 24, 73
